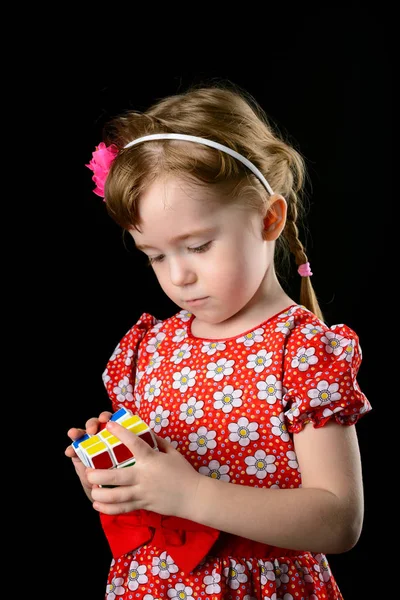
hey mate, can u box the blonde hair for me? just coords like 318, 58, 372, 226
102, 83, 323, 320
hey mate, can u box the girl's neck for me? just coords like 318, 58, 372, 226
191, 272, 295, 340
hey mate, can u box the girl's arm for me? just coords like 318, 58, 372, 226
187, 421, 364, 554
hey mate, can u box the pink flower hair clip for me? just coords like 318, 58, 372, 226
86, 142, 119, 200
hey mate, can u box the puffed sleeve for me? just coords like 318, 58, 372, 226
101, 312, 162, 413
282, 320, 372, 433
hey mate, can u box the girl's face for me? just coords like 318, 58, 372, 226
129, 176, 276, 326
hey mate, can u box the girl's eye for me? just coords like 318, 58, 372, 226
147, 254, 165, 266
189, 241, 212, 254
146, 241, 212, 267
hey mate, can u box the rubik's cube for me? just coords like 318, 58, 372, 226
73, 407, 158, 470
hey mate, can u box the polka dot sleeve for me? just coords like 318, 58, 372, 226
282, 321, 371, 433
101, 313, 161, 413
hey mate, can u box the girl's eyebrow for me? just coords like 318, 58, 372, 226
135, 227, 217, 251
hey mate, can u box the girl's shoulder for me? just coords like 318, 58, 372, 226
101, 310, 192, 412
111, 309, 193, 352
284, 304, 361, 346
281, 306, 371, 431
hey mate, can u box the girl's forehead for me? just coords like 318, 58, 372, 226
131, 177, 258, 247
138, 177, 226, 224
141, 176, 219, 209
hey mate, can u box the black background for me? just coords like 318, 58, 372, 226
44, 7, 391, 600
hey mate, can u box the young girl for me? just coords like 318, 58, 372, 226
66, 84, 371, 600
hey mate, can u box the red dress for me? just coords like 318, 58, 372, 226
100, 304, 371, 600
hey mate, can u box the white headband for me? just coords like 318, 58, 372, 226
124, 133, 274, 196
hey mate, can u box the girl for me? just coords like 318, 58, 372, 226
66, 84, 371, 600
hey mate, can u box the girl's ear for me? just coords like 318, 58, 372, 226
263, 195, 287, 241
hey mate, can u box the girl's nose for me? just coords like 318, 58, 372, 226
169, 257, 197, 287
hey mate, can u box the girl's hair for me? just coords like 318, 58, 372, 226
102, 82, 323, 320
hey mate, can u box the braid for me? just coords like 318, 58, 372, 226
284, 192, 324, 321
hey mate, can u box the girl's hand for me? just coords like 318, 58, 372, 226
65, 411, 113, 499
87, 421, 201, 519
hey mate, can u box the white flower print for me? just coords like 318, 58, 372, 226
258, 559, 275, 584
245, 449, 276, 479
313, 553, 331, 582
134, 392, 141, 411
263, 594, 277, 600
109, 344, 122, 361
223, 559, 248, 589
291, 346, 318, 371
236, 327, 264, 346
321, 331, 348, 356
270, 414, 290, 442
246, 349, 273, 373
106, 576, 125, 599
284, 397, 302, 421
144, 377, 162, 402
201, 340, 226, 355
213, 385, 243, 413
206, 358, 235, 381
135, 369, 145, 384
301, 323, 324, 339
177, 309, 193, 322
172, 366, 197, 393
322, 406, 344, 418
359, 400, 368, 414
172, 327, 187, 343
338, 339, 354, 362
170, 343, 192, 364
308, 380, 341, 407
146, 332, 166, 354
164, 435, 178, 449
199, 459, 230, 482
113, 376, 133, 402
256, 375, 282, 404
179, 396, 204, 424
149, 405, 170, 432
124, 348, 134, 366
145, 351, 164, 374
283, 305, 298, 316
203, 568, 222, 594
102, 369, 110, 384
294, 559, 314, 583
228, 416, 260, 446
274, 560, 289, 587
151, 551, 179, 579
188, 426, 217, 455
127, 560, 148, 590
167, 583, 194, 599
286, 450, 299, 470
275, 316, 295, 335
306, 370, 323, 385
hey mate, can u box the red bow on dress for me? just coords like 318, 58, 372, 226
100, 510, 220, 573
